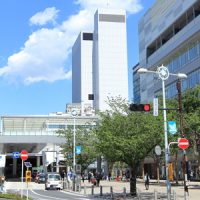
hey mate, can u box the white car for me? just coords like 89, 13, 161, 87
45, 173, 62, 190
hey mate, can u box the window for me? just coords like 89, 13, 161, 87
189, 44, 198, 60
83, 33, 93, 40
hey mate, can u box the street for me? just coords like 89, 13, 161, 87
5, 181, 91, 200
4, 179, 200, 199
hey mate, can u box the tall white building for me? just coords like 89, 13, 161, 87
93, 9, 128, 111
72, 9, 128, 112
72, 31, 93, 106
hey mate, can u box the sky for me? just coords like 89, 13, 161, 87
0, 0, 155, 116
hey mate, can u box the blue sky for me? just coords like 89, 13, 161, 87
0, 0, 155, 115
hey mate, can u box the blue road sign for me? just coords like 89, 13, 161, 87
76, 146, 81, 155
168, 121, 177, 134
13, 152, 20, 158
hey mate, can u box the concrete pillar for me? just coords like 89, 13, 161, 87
13, 158, 17, 177
36, 156, 40, 167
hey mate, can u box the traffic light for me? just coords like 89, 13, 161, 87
129, 104, 151, 112
25, 170, 32, 182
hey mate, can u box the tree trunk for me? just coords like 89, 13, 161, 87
130, 166, 137, 196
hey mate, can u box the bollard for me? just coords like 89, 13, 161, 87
173, 190, 176, 200
110, 186, 114, 199
123, 187, 126, 198
84, 184, 86, 195
137, 189, 141, 200
100, 185, 103, 196
154, 189, 157, 200
91, 185, 94, 195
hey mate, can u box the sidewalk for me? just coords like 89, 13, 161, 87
72, 179, 200, 199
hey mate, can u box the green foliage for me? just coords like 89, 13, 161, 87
94, 97, 163, 167
0, 193, 32, 199
58, 124, 97, 172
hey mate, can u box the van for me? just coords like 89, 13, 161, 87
45, 172, 62, 190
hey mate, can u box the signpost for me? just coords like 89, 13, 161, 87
13, 152, 20, 159
153, 97, 158, 116
20, 150, 28, 199
168, 121, 177, 135
76, 146, 81, 155
178, 138, 189, 150
20, 150, 28, 161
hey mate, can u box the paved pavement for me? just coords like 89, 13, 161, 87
73, 179, 200, 199
3, 179, 200, 199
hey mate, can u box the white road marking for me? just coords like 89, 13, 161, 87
30, 189, 66, 200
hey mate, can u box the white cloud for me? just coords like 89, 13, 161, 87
30, 7, 59, 26
75, 0, 143, 13
0, 0, 143, 85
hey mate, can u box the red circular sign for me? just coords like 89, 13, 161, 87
144, 104, 150, 111
178, 138, 189, 150
20, 150, 28, 161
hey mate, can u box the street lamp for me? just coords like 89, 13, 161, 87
71, 109, 77, 173
138, 65, 187, 200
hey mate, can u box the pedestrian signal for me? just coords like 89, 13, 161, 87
129, 104, 150, 112
25, 170, 31, 182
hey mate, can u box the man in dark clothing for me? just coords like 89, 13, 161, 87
96, 172, 101, 187
88, 172, 92, 183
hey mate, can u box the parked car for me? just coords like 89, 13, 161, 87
37, 173, 45, 183
45, 173, 62, 190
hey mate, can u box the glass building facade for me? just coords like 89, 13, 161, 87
137, 0, 200, 102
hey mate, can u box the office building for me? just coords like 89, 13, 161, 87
72, 31, 94, 108
137, 0, 200, 102
72, 9, 128, 111
93, 8, 128, 111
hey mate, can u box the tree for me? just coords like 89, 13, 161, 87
58, 124, 97, 173
94, 97, 163, 196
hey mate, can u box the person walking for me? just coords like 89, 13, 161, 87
144, 172, 150, 190
95, 172, 101, 187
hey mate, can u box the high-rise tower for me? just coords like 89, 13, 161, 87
93, 8, 128, 111
72, 9, 128, 112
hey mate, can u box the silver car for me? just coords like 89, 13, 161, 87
45, 173, 62, 190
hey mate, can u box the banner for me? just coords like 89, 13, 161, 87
0, 155, 6, 167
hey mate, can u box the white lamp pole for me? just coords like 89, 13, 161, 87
137, 65, 187, 200
71, 110, 77, 173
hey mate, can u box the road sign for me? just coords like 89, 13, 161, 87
155, 145, 161, 155
168, 121, 177, 134
76, 146, 81, 155
24, 162, 32, 168
13, 152, 20, 158
153, 97, 158, 116
178, 138, 189, 150
76, 164, 81, 173
20, 150, 28, 161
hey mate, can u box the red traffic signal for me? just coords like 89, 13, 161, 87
129, 104, 151, 112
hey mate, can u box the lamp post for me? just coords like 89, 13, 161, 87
71, 109, 77, 173
138, 65, 187, 200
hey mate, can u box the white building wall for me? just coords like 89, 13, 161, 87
81, 33, 93, 106
93, 9, 128, 111
72, 33, 81, 103
72, 32, 93, 106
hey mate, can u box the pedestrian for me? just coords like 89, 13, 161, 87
61, 170, 65, 181
95, 172, 101, 187
108, 172, 111, 181
144, 172, 150, 190
81, 173, 85, 183
88, 172, 92, 183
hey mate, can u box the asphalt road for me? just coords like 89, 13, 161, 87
6, 188, 92, 200
28, 189, 91, 200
